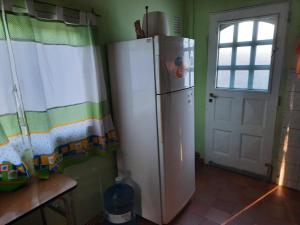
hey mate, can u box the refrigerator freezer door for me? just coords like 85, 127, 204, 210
156, 88, 195, 224
154, 36, 194, 94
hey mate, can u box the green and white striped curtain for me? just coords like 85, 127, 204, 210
0, 0, 116, 181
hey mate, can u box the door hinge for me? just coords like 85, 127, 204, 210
288, 10, 291, 23
265, 163, 273, 181
278, 96, 282, 107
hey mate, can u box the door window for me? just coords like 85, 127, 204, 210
216, 17, 276, 91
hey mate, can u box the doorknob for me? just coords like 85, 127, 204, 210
209, 93, 217, 98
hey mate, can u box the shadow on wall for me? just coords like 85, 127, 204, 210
12, 153, 117, 225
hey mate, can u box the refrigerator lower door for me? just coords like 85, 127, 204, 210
154, 36, 194, 95
156, 88, 195, 224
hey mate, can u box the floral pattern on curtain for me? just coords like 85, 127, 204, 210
0, 0, 117, 185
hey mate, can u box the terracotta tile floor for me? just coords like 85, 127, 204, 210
136, 164, 300, 225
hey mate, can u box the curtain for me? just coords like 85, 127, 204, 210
0, 13, 30, 185
0, 0, 117, 185
0, 42, 27, 168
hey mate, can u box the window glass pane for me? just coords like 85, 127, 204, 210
217, 70, 230, 88
184, 38, 189, 48
218, 48, 232, 65
253, 70, 270, 90
190, 50, 194, 68
237, 21, 253, 42
219, 25, 234, 44
257, 22, 275, 40
234, 70, 249, 89
236, 46, 251, 65
184, 51, 190, 68
255, 45, 272, 65
189, 39, 194, 47
190, 71, 194, 86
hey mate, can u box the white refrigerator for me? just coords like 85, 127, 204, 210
108, 36, 195, 225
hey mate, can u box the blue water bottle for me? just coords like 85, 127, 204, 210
104, 177, 135, 225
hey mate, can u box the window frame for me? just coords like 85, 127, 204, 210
215, 16, 278, 92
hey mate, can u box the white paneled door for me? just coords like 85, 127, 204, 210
205, 3, 289, 176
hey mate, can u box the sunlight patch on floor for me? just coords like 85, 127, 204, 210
221, 186, 279, 225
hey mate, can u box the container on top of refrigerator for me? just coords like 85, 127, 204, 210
142, 11, 169, 37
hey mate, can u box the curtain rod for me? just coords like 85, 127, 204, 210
33, 0, 102, 17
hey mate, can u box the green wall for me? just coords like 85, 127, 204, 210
183, 0, 300, 160
95, 0, 183, 43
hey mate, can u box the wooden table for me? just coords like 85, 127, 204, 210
0, 174, 77, 225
